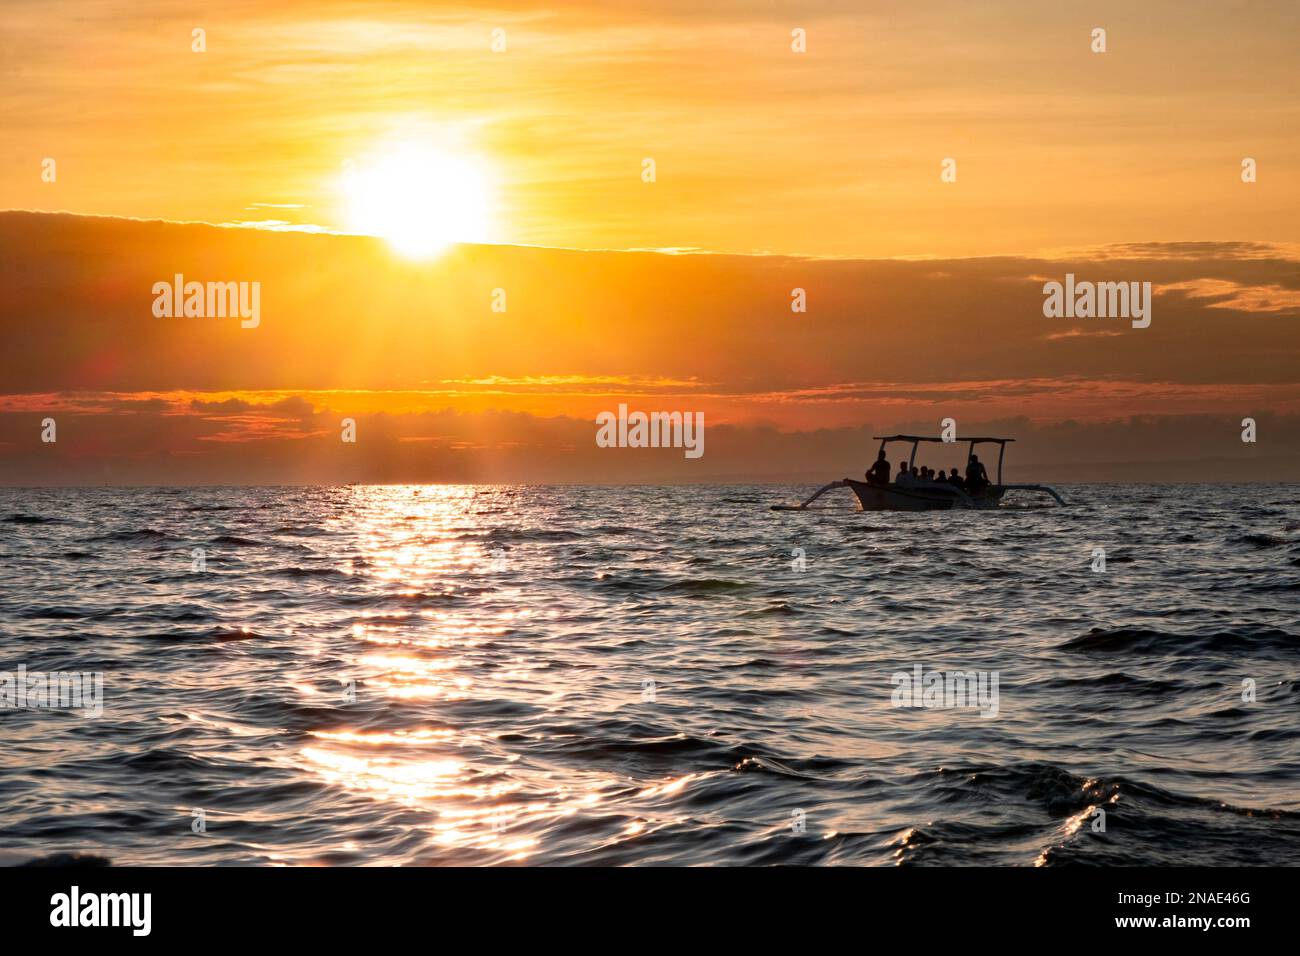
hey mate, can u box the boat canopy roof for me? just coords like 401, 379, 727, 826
874, 434, 1015, 444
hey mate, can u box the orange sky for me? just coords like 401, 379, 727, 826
1, 2, 1298, 482
4, 0, 1298, 257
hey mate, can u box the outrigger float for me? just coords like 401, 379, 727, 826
772, 435, 1066, 512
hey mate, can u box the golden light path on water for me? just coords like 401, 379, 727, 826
291, 486, 696, 862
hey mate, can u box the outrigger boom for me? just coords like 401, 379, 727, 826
771, 435, 1066, 512
771, 480, 850, 511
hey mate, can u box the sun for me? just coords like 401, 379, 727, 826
341, 143, 495, 259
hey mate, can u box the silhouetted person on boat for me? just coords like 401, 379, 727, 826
937, 469, 948, 483
866, 451, 891, 486
966, 455, 989, 494
896, 463, 913, 486
948, 470, 965, 490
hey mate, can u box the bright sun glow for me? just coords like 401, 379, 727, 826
342, 143, 494, 259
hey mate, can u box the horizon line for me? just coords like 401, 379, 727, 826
7, 208, 1297, 266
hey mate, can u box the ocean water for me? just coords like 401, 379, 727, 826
0, 483, 1297, 867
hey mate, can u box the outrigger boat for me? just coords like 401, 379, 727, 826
773, 435, 1066, 512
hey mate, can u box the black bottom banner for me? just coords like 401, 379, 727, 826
0, 864, 1286, 942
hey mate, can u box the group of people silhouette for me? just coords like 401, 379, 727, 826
864, 450, 991, 495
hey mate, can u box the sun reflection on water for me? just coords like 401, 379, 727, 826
290, 486, 703, 862
297, 486, 585, 860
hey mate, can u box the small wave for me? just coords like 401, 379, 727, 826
483, 528, 585, 543
127, 608, 212, 623
3, 513, 60, 525
274, 566, 352, 581
657, 578, 748, 595
1059, 625, 1297, 654
1232, 533, 1289, 548
732, 755, 854, 780
718, 657, 781, 670
337, 590, 460, 608
745, 602, 801, 616
924, 761, 1300, 820
144, 627, 266, 643
14, 852, 112, 867
122, 748, 222, 773
1252, 577, 1300, 592
17, 606, 100, 620
593, 572, 656, 592
88, 528, 176, 542
1044, 672, 1185, 693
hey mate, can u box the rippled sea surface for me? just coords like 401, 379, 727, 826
1, 484, 1297, 866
